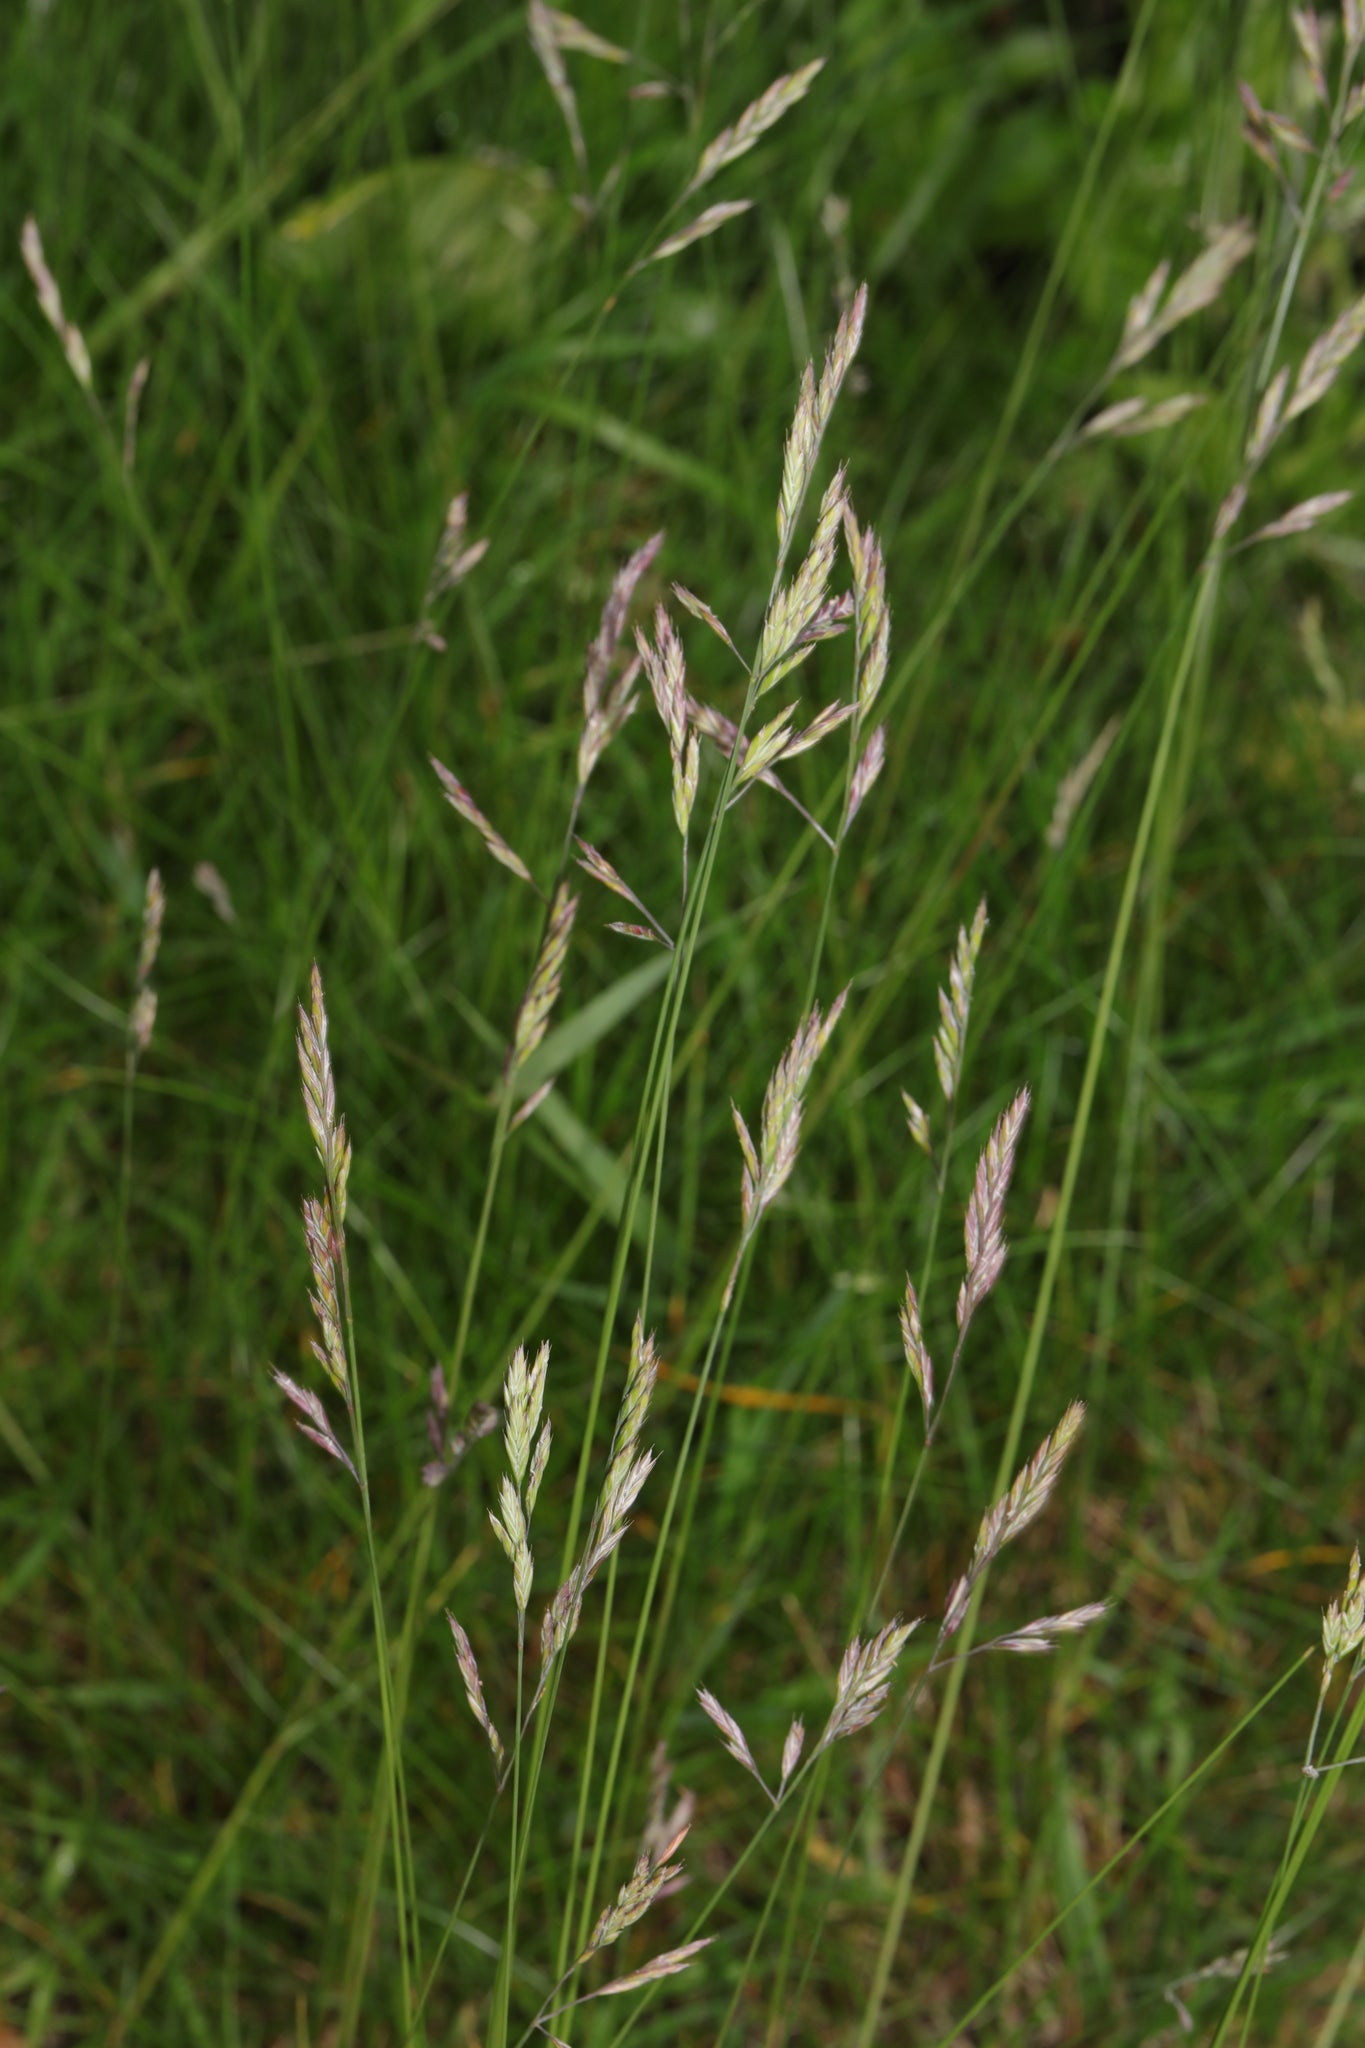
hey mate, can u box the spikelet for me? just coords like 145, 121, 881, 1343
985, 1604, 1109, 1655
696, 1688, 768, 1796
431, 757, 534, 885
1244, 490, 1352, 546
296, 963, 352, 1225
1284, 294, 1365, 422
585, 1938, 716, 1999
192, 861, 236, 925
899, 1277, 934, 1430
686, 59, 824, 195
129, 989, 158, 1056
583, 1819, 691, 1956
578, 531, 664, 794
817, 1618, 920, 1750
136, 869, 165, 987
732, 988, 848, 1237
447, 1613, 507, 1780
758, 469, 848, 692
955, 1088, 1030, 1336
644, 200, 755, 267
20, 216, 92, 391
536, 1319, 658, 1693
1045, 718, 1120, 852
510, 885, 577, 1075
845, 723, 887, 832
302, 1194, 349, 1400
528, 0, 587, 177
1321, 1545, 1365, 1676
1114, 221, 1255, 370
778, 1717, 805, 1797
933, 902, 988, 1104
418, 492, 487, 641
902, 1091, 932, 1159
489, 1341, 552, 1615
271, 1369, 358, 1483
1247, 366, 1290, 469
575, 838, 673, 946
1080, 393, 1205, 440
841, 504, 890, 715
942, 1402, 1086, 1641
672, 583, 745, 668
129, 870, 165, 1059
776, 286, 867, 571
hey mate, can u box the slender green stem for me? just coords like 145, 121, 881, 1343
93, 1047, 139, 1589
715, 1776, 815, 2048
488, 1619, 527, 2048
339, 1236, 418, 2034
871, 1097, 957, 1562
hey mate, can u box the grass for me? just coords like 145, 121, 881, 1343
4, 0, 1365, 2042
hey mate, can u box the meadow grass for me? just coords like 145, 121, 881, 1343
4, 2, 1365, 2042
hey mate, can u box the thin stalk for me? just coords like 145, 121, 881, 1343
488, 1620, 527, 2048
402, 1797, 499, 2046
760, 1763, 829, 2048
554, 1546, 619, 1980
93, 1046, 139, 1590
871, 1098, 958, 1561
339, 1239, 418, 2035
715, 1775, 816, 2048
